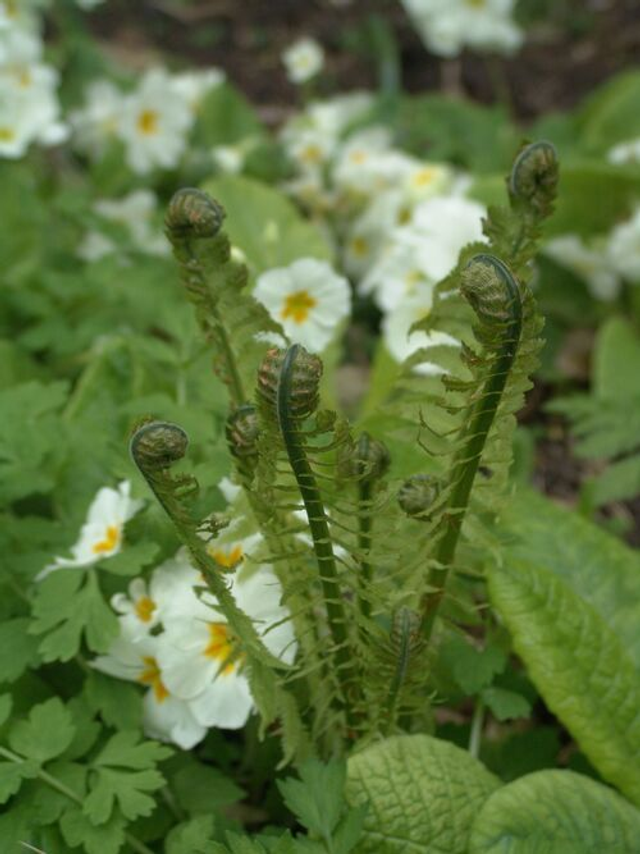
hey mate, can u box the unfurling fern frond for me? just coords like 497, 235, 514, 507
130, 419, 309, 761
165, 188, 279, 406
388, 141, 557, 642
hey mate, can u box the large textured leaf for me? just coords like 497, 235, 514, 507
468, 769, 640, 853
497, 489, 640, 670
488, 559, 640, 805
203, 175, 331, 274
345, 735, 500, 853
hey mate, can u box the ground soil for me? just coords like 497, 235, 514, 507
88, 0, 640, 123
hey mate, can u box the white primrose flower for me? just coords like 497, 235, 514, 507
254, 257, 351, 353
0, 29, 67, 158
111, 552, 205, 641
545, 234, 620, 301
383, 287, 460, 375
361, 195, 486, 311
37, 481, 143, 581
93, 634, 207, 750
402, 0, 524, 58
117, 67, 194, 174
282, 37, 324, 84
607, 209, 640, 284
70, 79, 125, 157
157, 539, 296, 731
608, 138, 640, 166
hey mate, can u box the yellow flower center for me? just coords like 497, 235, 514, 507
404, 270, 422, 288
204, 623, 240, 675
466, 0, 486, 7
137, 109, 159, 136
5, 0, 17, 18
412, 167, 438, 188
397, 207, 412, 225
350, 236, 369, 258
0, 127, 15, 143
209, 544, 244, 570
281, 290, 317, 324
300, 144, 323, 165
349, 150, 368, 165
138, 656, 169, 702
92, 525, 120, 555
135, 596, 157, 623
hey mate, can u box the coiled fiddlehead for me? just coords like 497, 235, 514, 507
130, 419, 309, 758
258, 345, 361, 729
421, 254, 523, 639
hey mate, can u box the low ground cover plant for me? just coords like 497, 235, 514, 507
2, 3, 640, 853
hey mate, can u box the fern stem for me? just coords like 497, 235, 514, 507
358, 479, 374, 620
421, 256, 523, 640
277, 346, 360, 728
0, 747, 155, 854
182, 237, 246, 406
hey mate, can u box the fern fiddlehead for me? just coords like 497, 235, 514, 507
421, 254, 523, 639
258, 345, 362, 730
130, 419, 309, 758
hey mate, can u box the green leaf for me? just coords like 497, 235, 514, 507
468, 770, 640, 853
0, 380, 68, 504
593, 318, 640, 400
488, 558, 640, 805
93, 730, 172, 770
277, 758, 346, 840
31, 569, 119, 661
83, 730, 170, 824
0, 758, 39, 804
98, 541, 160, 576
547, 160, 640, 236
17, 760, 87, 826
481, 687, 531, 722
196, 82, 263, 147
172, 761, 245, 814
497, 488, 640, 671
439, 635, 507, 695
84, 766, 165, 824
578, 70, 640, 153
9, 697, 76, 763
202, 175, 332, 275
0, 692, 12, 726
0, 618, 40, 683
60, 806, 126, 854
345, 734, 500, 853
165, 815, 217, 854
84, 671, 142, 731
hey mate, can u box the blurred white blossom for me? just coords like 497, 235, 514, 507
401, 0, 523, 57
117, 68, 194, 173
282, 37, 325, 84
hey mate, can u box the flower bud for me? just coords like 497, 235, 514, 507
165, 188, 225, 240
257, 345, 323, 421
130, 421, 188, 471
397, 474, 440, 519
